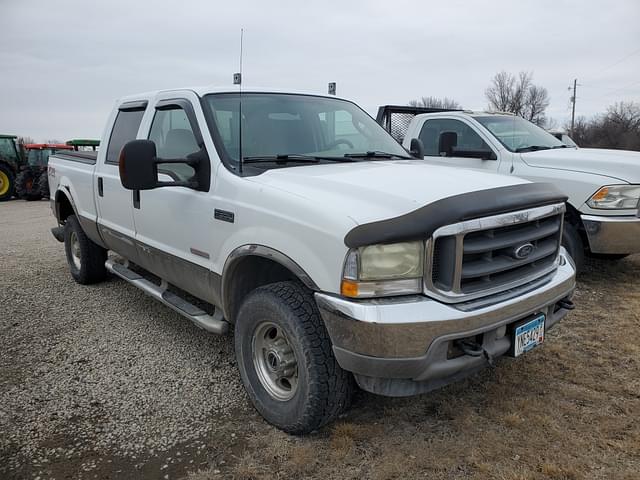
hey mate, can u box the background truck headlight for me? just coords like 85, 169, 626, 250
341, 241, 424, 298
587, 185, 640, 209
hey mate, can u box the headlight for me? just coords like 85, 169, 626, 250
341, 241, 424, 298
587, 185, 640, 209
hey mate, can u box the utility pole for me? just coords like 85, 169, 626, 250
569, 79, 577, 136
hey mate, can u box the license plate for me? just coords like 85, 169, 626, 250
513, 314, 545, 357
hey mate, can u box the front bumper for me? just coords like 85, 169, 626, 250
315, 252, 576, 396
581, 214, 640, 254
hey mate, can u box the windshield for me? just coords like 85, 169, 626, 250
0, 138, 18, 161
475, 115, 566, 152
202, 93, 409, 168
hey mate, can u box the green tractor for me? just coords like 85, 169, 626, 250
0, 134, 24, 201
66, 139, 100, 151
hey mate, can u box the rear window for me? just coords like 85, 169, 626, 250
105, 108, 146, 164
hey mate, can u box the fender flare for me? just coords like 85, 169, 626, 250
221, 244, 320, 319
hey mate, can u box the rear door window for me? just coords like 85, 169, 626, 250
105, 107, 146, 164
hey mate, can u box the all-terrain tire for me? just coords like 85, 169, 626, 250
562, 221, 584, 273
64, 215, 108, 284
0, 163, 16, 201
15, 169, 42, 201
235, 281, 355, 434
37, 171, 50, 199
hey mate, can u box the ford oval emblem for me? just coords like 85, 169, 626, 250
514, 243, 535, 259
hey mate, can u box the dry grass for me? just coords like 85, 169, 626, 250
184, 255, 640, 480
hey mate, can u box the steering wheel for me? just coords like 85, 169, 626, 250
325, 138, 354, 149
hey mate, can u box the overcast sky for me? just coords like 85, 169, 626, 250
1, 0, 638, 141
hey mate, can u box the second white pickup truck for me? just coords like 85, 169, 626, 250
378, 106, 640, 271
48, 87, 575, 433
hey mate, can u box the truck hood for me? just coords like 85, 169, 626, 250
248, 160, 529, 225
522, 148, 640, 183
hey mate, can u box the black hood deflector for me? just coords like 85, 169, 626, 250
344, 183, 567, 248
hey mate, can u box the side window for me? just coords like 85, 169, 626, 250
148, 107, 200, 182
419, 119, 492, 157
106, 108, 146, 164
316, 109, 372, 151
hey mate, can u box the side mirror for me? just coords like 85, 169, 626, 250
119, 140, 159, 190
409, 138, 424, 158
438, 131, 457, 157
119, 140, 207, 191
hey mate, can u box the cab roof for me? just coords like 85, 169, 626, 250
116, 85, 349, 104
66, 139, 100, 146
25, 143, 74, 150
0, 134, 17, 139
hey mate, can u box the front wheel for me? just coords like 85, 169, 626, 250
561, 221, 584, 273
234, 281, 354, 434
64, 215, 108, 284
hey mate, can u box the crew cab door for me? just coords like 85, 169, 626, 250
95, 101, 148, 263
415, 118, 502, 173
131, 93, 219, 305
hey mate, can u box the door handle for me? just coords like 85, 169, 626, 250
97, 177, 103, 197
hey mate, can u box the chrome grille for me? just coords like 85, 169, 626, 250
425, 203, 565, 302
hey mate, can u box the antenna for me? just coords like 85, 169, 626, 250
234, 28, 244, 174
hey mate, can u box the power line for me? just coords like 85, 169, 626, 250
583, 46, 640, 82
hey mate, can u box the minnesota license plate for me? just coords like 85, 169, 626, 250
513, 314, 545, 357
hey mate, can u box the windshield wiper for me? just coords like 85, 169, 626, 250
343, 151, 412, 159
550, 145, 569, 149
514, 145, 553, 153
243, 154, 354, 164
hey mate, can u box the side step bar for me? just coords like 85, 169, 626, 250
105, 258, 229, 335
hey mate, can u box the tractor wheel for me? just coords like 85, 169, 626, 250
15, 169, 42, 201
0, 163, 16, 201
37, 171, 50, 199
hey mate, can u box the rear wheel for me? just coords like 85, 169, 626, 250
37, 171, 50, 199
0, 163, 15, 201
235, 281, 354, 434
64, 215, 108, 284
15, 169, 42, 201
561, 221, 584, 273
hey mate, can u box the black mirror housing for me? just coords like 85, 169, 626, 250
439, 131, 457, 157
409, 138, 424, 158
119, 140, 159, 190
118, 140, 210, 191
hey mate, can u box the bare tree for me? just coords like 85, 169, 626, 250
485, 71, 550, 126
408, 96, 461, 109
16, 136, 35, 145
565, 101, 640, 151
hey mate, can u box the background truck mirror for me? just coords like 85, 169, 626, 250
439, 131, 457, 157
410, 138, 425, 158
119, 140, 158, 190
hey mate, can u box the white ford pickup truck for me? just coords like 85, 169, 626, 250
48, 87, 575, 433
377, 106, 640, 271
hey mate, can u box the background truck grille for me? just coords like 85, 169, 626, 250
426, 203, 565, 302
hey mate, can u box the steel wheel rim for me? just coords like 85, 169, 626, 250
70, 231, 81, 270
0, 171, 8, 196
252, 321, 299, 401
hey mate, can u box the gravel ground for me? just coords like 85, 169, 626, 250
2, 200, 639, 480
0, 201, 250, 479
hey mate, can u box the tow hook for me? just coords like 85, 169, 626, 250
557, 298, 575, 310
454, 339, 495, 368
